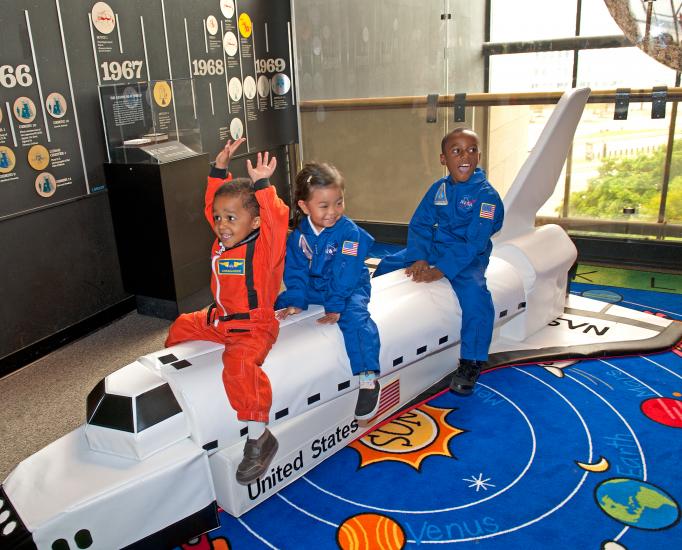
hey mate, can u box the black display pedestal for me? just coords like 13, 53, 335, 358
104, 154, 213, 320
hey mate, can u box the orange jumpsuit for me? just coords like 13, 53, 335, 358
166, 167, 289, 422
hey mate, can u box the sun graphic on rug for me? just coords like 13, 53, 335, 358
350, 404, 464, 470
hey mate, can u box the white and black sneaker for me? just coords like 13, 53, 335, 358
355, 374, 381, 420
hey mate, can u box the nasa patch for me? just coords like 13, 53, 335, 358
218, 259, 245, 275
458, 195, 475, 211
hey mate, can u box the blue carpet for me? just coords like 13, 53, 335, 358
179, 281, 682, 550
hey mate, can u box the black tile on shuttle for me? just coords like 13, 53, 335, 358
158, 354, 178, 364
499, 310, 508, 318
393, 356, 404, 366
74, 529, 93, 549
417, 345, 427, 355
275, 408, 289, 420
439, 335, 449, 344
518, 302, 526, 309
172, 359, 192, 369
338, 380, 351, 391
308, 393, 321, 405
203, 440, 218, 451
240, 427, 248, 437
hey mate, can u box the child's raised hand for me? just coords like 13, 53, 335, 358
215, 138, 245, 169
246, 151, 277, 182
276, 306, 301, 320
317, 312, 340, 324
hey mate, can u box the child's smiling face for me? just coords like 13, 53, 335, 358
440, 131, 481, 182
298, 185, 345, 232
212, 194, 260, 248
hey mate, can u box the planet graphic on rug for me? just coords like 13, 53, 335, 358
336, 513, 405, 550
640, 397, 682, 428
595, 478, 679, 529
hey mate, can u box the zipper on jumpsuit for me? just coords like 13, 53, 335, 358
211, 252, 227, 326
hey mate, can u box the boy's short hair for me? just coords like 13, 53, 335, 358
214, 178, 260, 218
441, 127, 480, 153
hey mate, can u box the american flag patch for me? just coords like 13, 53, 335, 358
342, 240, 359, 256
480, 203, 496, 219
374, 378, 400, 419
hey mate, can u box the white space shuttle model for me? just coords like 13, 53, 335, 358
2, 88, 681, 550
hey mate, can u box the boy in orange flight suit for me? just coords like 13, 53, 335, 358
166, 138, 289, 484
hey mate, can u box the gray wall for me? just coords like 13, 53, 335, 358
0, 194, 129, 361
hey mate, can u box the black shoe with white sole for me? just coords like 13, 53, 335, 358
449, 359, 482, 396
355, 378, 381, 420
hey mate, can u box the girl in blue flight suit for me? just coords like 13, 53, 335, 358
276, 163, 382, 420
373, 128, 504, 396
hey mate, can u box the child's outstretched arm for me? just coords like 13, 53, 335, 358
247, 151, 290, 302
405, 184, 438, 267
204, 138, 246, 226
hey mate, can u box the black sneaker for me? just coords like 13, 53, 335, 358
236, 428, 279, 485
355, 378, 381, 420
449, 359, 481, 396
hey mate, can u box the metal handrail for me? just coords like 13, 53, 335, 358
299, 87, 682, 111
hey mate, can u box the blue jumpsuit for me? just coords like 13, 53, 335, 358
373, 168, 504, 362
276, 215, 381, 375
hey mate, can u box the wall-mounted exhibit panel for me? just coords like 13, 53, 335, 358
0, 0, 298, 220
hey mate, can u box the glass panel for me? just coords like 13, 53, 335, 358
576, 47, 677, 88
490, 0, 577, 42
566, 103, 670, 225
665, 108, 682, 226
294, 0, 449, 99
294, 0, 486, 224
489, 52, 573, 92
579, 0, 623, 36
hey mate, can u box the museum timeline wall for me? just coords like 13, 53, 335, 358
0, 0, 298, 369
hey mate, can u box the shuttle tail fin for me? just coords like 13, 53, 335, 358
494, 87, 591, 243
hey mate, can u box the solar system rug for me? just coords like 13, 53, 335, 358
177, 280, 682, 550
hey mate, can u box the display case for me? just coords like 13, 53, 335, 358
99, 78, 201, 164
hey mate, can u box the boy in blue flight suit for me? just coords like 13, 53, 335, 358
373, 128, 504, 395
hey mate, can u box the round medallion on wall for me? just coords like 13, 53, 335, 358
27, 144, 50, 171
243, 76, 256, 99
13, 97, 36, 123
271, 73, 291, 95
35, 172, 57, 198
238, 12, 252, 38
206, 15, 219, 36
220, 0, 235, 19
0, 146, 16, 174
91, 2, 116, 34
228, 77, 242, 102
229, 118, 244, 140
257, 75, 270, 98
153, 81, 172, 107
223, 31, 238, 56
46, 92, 68, 119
